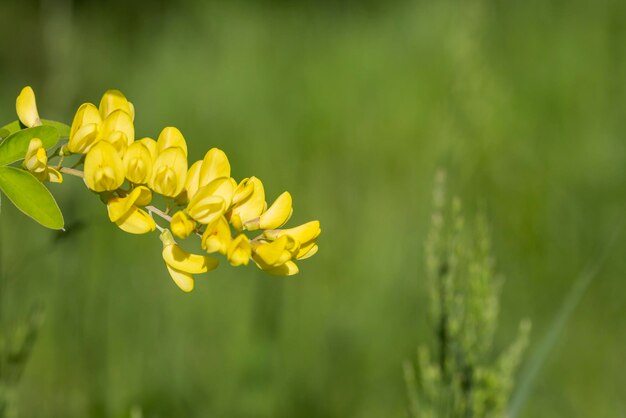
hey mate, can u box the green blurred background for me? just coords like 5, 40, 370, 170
0, 0, 625, 416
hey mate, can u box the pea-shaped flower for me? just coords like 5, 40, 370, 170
201, 216, 231, 254
123, 141, 153, 184
84, 141, 125, 192
170, 210, 197, 239
227, 234, 251, 266
107, 186, 155, 234
22, 138, 63, 183
229, 177, 265, 231
244, 191, 293, 231
150, 147, 188, 197
264, 220, 320, 260
160, 229, 218, 292
186, 177, 235, 224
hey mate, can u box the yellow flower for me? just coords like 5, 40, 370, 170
199, 148, 230, 186
183, 148, 231, 201
68, 103, 102, 154
244, 191, 292, 231
160, 229, 218, 292
67, 89, 134, 155
232, 177, 254, 205
98, 109, 134, 155
229, 177, 265, 231
201, 216, 231, 254
99, 89, 135, 121
227, 234, 251, 266
186, 177, 235, 224
138, 137, 158, 160
157, 127, 188, 157
252, 235, 300, 270
84, 141, 125, 192
16, 86, 41, 128
22, 138, 63, 183
107, 186, 155, 234
150, 147, 188, 197
123, 141, 153, 184
170, 210, 196, 239
184, 160, 203, 201
264, 220, 320, 260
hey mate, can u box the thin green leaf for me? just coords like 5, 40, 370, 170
508, 220, 624, 418
0, 166, 64, 229
0, 126, 59, 166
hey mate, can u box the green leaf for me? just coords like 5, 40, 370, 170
0, 126, 59, 166
0, 120, 22, 140
0, 120, 70, 141
0, 166, 64, 229
41, 119, 70, 138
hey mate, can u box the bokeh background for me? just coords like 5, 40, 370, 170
0, 0, 625, 416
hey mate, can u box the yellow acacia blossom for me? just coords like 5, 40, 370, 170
22, 138, 63, 183
67, 90, 135, 155
229, 177, 265, 231
84, 141, 125, 192
160, 229, 218, 292
170, 210, 196, 239
16, 86, 41, 128
123, 140, 153, 184
201, 216, 231, 254
227, 234, 251, 266
11, 86, 321, 293
107, 186, 155, 234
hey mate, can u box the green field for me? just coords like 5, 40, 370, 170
0, 0, 625, 416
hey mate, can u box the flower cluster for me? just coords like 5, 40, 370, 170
15, 87, 321, 292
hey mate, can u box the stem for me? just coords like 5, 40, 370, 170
59, 167, 84, 178
145, 205, 172, 223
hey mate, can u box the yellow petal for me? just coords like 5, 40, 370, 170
70, 103, 102, 140
170, 210, 197, 239
187, 195, 225, 225
68, 123, 100, 154
184, 160, 203, 200
227, 234, 251, 266
16, 86, 41, 128
296, 242, 318, 260
229, 177, 265, 231
254, 191, 292, 230
150, 147, 188, 197
138, 137, 158, 160
123, 141, 153, 184
23, 138, 47, 173
114, 206, 156, 234
165, 264, 195, 293
199, 148, 230, 186
252, 236, 288, 267
162, 243, 218, 274
195, 177, 235, 208
201, 216, 232, 254
99, 89, 133, 119
156, 127, 188, 157
107, 186, 153, 222
84, 141, 125, 192
45, 167, 63, 183
269, 261, 299, 276
99, 109, 134, 149
232, 177, 254, 205
264, 220, 321, 244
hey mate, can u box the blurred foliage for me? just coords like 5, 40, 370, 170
404, 172, 530, 418
0, 0, 625, 417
